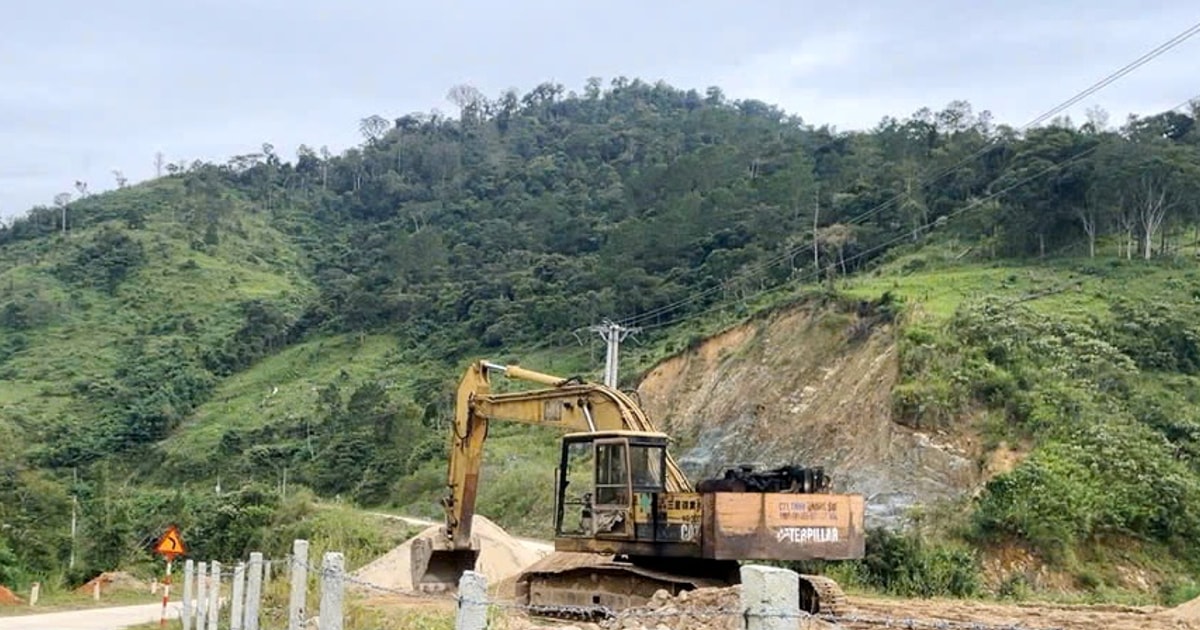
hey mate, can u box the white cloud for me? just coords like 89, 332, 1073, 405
2, 0, 1199, 217
715, 4, 1200, 131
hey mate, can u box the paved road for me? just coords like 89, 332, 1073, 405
0, 602, 180, 630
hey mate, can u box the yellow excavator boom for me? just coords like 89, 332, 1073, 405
443, 360, 689, 549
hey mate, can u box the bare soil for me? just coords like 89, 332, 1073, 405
74, 571, 147, 595
357, 580, 1200, 630
636, 305, 981, 531
584, 586, 1200, 630
350, 514, 548, 593
0, 585, 23, 605
842, 593, 1200, 630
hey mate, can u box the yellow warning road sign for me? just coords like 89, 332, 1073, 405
154, 525, 186, 559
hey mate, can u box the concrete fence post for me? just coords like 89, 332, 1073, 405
207, 560, 220, 630
245, 552, 264, 630
263, 560, 272, 592
182, 559, 194, 630
455, 571, 488, 630
739, 565, 802, 630
318, 552, 344, 630
196, 562, 208, 630
29, 582, 39, 607
92, 579, 100, 601
231, 561, 247, 630
288, 539, 309, 630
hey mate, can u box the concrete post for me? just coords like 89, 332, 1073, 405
318, 552, 344, 630
196, 562, 208, 630
454, 571, 488, 630
207, 560, 220, 630
231, 562, 246, 630
92, 580, 100, 601
288, 539, 309, 630
182, 559, 194, 630
29, 582, 39, 607
739, 565, 802, 630
245, 552, 264, 630
263, 560, 272, 592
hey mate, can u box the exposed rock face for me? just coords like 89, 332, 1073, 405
636, 303, 981, 529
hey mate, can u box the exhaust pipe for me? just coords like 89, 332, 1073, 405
410, 535, 481, 592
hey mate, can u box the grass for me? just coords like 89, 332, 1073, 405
0, 586, 162, 617
0, 185, 315, 463
156, 334, 401, 466
843, 247, 1200, 324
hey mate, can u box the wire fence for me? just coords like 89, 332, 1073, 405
171, 542, 1074, 630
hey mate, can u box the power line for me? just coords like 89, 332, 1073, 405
634, 91, 1200, 334
613, 19, 1200, 329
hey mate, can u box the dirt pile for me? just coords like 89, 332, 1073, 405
601, 587, 741, 630
597, 587, 841, 630
75, 571, 147, 595
1164, 594, 1200, 624
351, 514, 547, 593
0, 584, 23, 605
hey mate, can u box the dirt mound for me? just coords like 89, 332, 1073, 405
600, 587, 741, 630
351, 515, 548, 593
75, 571, 147, 595
0, 584, 23, 605
597, 586, 840, 630
1165, 594, 1200, 622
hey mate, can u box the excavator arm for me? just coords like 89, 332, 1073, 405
412, 359, 689, 591
444, 360, 689, 546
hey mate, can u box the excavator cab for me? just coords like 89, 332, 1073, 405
554, 430, 668, 540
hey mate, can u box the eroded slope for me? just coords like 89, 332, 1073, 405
636, 301, 979, 528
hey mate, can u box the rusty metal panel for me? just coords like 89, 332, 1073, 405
542, 399, 564, 422
703, 492, 865, 561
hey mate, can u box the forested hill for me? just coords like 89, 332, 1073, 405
4, 81, 1199, 349
3, 78, 1200, 592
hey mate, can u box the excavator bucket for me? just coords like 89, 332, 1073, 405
410, 534, 480, 592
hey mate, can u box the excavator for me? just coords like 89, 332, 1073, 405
410, 359, 866, 618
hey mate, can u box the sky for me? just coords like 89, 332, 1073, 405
2, 0, 1198, 219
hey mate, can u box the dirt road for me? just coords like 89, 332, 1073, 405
840, 595, 1199, 630
0, 602, 179, 630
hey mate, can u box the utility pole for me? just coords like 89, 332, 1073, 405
69, 467, 78, 570
588, 320, 640, 388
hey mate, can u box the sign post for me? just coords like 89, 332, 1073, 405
154, 525, 187, 627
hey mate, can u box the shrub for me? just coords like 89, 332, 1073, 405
853, 528, 982, 598
52, 225, 147, 294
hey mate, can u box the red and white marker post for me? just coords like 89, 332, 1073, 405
153, 525, 187, 627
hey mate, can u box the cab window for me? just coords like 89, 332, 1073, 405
594, 441, 629, 505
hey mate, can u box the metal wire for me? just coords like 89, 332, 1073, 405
176, 555, 1069, 629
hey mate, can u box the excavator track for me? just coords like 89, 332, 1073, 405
513, 552, 851, 620
514, 552, 729, 620
798, 573, 852, 616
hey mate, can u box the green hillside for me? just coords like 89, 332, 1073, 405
2, 78, 1200, 602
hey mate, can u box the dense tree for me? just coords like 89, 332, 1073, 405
5, 81, 1195, 347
